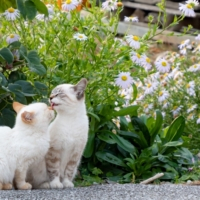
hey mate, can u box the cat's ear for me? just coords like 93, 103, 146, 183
73, 78, 88, 100
13, 102, 26, 113
21, 111, 35, 124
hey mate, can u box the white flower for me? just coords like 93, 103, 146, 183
3, 7, 20, 21
180, 47, 187, 55
6, 34, 20, 44
125, 35, 140, 49
73, 33, 88, 41
102, 0, 118, 11
178, 39, 190, 49
115, 72, 133, 89
124, 16, 138, 22
144, 81, 158, 95
179, 3, 196, 17
155, 58, 171, 73
12, 50, 20, 60
46, 4, 54, 15
187, 104, 198, 113
158, 90, 169, 102
163, 101, 170, 109
196, 117, 200, 124
188, 64, 200, 72
62, 0, 79, 11
186, 0, 199, 6
171, 106, 183, 117
143, 103, 153, 113
186, 81, 196, 96
192, 44, 200, 53
140, 54, 152, 71
195, 34, 200, 41
130, 51, 142, 66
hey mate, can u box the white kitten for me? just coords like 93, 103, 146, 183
29, 78, 89, 189
0, 102, 54, 190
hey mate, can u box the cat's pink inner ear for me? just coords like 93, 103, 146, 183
13, 102, 26, 113
21, 111, 34, 124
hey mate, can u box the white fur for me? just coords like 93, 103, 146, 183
0, 103, 54, 189
29, 79, 88, 189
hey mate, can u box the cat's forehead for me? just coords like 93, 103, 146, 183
51, 84, 73, 94
51, 87, 63, 94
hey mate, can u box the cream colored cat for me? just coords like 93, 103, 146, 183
0, 102, 54, 190
29, 78, 89, 189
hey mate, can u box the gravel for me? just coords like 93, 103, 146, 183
0, 183, 199, 200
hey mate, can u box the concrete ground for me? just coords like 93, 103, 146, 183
0, 183, 199, 200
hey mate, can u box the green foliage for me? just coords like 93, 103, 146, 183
82, 109, 194, 183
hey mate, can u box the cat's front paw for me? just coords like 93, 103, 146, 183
39, 182, 50, 189
50, 179, 63, 189
18, 182, 32, 190
63, 179, 74, 188
3, 183, 12, 190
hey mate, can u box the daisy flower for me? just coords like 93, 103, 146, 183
144, 103, 153, 113
46, 4, 54, 15
140, 54, 152, 71
115, 72, 133, 89
73, 33, 88, 41
195, 34, 200, 41
188, 64, 200, 72
163, 101, 170, 109
178, 39, 190, 49
186, 0, 199, 6
196, 116, 200, 124
124, 16, 139, 22
102, 0, 118, 11
62, 0, 79, 11
155, 58, 171, 73
158, 90, 169, 102
179, 3, 196, 17
130, 51, 142, 66
186, 81, 196, 96
3, 7, 20, 21
144, 81, 158, 95
6, 34, 20, 44
125, 35, 140, 49
171, 105, 183, 117
187, 104, 198, 113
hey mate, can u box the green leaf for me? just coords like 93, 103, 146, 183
83, 130, 95, 158
0, 73, 8, 86
15, 80, 36, 96
34, 81, 48, 96
16, 0, 26, 19
113, 105, 139, 117
0, 108, 16, 128
96, 151, 127, 167
150, 110, 163, 145
98, 132, 116, 144
0, 48, 14, 64
87, 112, 100, 122
111, 133, 137, 154
163, 141, 183, 147
165, 116, 185, 143
8, 83, 27, 104
25, 0, 37, 20
31, 0, 48, 16
131, 116, 150, 148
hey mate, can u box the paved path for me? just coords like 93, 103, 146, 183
0, 183, 199, 200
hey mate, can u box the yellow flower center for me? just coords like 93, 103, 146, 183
161, 61, 167, 67
194, 65, 197, 68
173, 106, 177, 110
8, 7, 15, 13
137, 53, 140, 58
10, 34, 15, 38
186, 4, 192, 9
121, 75, 127, 81
78, 35, 83, 38
186, 84, 190, 88
159, 91, 163, 96
147, 83, 151, 88
146, 57, 150, 63
133, 36, 139, 41
144, 104, 148, 108
117, 2, 123, 7
66, 0, 72, 4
